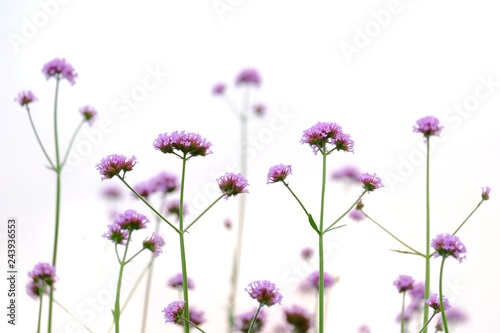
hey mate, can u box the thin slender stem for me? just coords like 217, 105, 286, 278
184, 194, 225, 233
438, 257, 450, 333
418, 312, 437, 333
53, 298, 93, 333
362, 212, 425, 257
60, 120, 85, 168
25, 106, 55, 170
324, 191, 367, 232
48, 77, 62, 333
318, 151, 327, 333
283, 183, 310, 216
37, 292, 44, 333
114, 235, 131, 333
183, 318, 208, 333
400, 292, 406, 333
423, 139, 431, 333
179, 156, 190, 333
246, 303, 264, 333
451, 200, 484, 236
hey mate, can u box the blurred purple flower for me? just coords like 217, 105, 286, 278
15, 90, 37, 106
26, 262, 57, 299
425, 293, 450, 313
167, 273, 195, 290
236, 68, 261, 87
42, 58, 78, 85
393, 275, 415, 293
163, 300, 185, 323
212, 82, 226, 95
331, 165, 361, 182
235, 308, 266, 332
143, 232, 164, 256
102, 223, 129, 245
79, 105, 97, 125
284, 304, 314, 332
115, 209, 149, 230
359, 173, 383, 192
413, 116, 443, 139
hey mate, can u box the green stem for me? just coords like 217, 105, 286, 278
423, 139, 431, 333
438, 257, 450, 333
48, 77, 62, 333
418, 312, 437, 333
119, 177, 178, 233
184, 194, 225, 233
37, 291, 44, 333
400, 291, 406, 333
246, 303, 264, 333
362, 212, 425, 257
114, 236, 131, 333
324, 191, 367, 232
25, 105, 55, 170
179, 156, 190, 333
183, 318, 208, 333
451, 200, 484, 236
60, 120, 85, 168
318, 151, 327, 333
283, 183, 310, 216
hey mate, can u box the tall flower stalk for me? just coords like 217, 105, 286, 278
16, 58, 96, 333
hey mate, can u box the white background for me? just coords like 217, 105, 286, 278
1, 1, 499, 332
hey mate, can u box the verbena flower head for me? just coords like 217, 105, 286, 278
217, 172, 249, 199
348, 209, 365, 221
167, 273, 195, 290
393, 275, 415, 293
300, 247, 314, 261
153, 171, 179, 194
133, 180, 156, 198
115, 209, 149, 230
413, 116, 443, 139
284, 304, 314, 332
425, 293, 451, 313
482, 186, 491, 200
431, 233, 467, 262
300, 121, 354, 154
101, 185, 123, 199
96, 154, 137, 180
79, 105, 97, 125
246, 280, 283, 306
15, 90, 37, 106
236, 68, 261, 87
357, 324, 371, 333
102, 223, 130, 245
212, 82, 226, 95
166, 199, 188, 217
26, 262, 57, 299
253, 102, 266, 116
176, 307, 205, 326
301, 270, 336, 292
154, 131, 212, 158
409, 281, 425, 299
143, 232, 165, 256
359, 173, 383, 191
163, 301, 185, 323
235, 308, 266, 332
331, 165, 361, 182
42, 58, 78, 85
267, 164, 292, 184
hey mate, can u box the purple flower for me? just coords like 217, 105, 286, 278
115, 209, 149, 230
42, 58, 78, 85
79, 105, 97, 125
393, 275, 415, 293
300, 247, 314, 260
152, 171, 179, 194
357, 324, 371, 333
284, 305, 314, 332
96, 154, 137, 180
163, 301, 185, 323
253, 103, 266, 116
235, 309, 266, 332
246, 280, 283, 306
101, 185, 123, 199
431, 233, 466, 262
413, 116, 443, 138
217, 172, 249, 199
331, 165, 361, 182
154, 131, 212, 158
408, 281, 425, 299
166, 199, 188, 217
15, 91, 37, 106
425, 293, 451, 313
236, 68, 261, 87
348, 209, 365, 221
267, 164, 292, 184
167, 273, 195, 290
223, 218, 232, 230
212, 83, 226, 95
143, 232, 165, 256
133, 181, 156, 198
102, 223, 130, 245
300, 121, 353, 154
26, 263, 57, 299
359, 173, 383, 191
301, 270, 336, 292
482, 186, 491, 200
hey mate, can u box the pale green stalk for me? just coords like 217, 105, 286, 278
246, 303, 264, 333
400, 291, 406, 333
317, 150, 327, 333
179, 155, 190, 333
438, 257, 450, 333
422, 139, 431, 333
113, 234, 132, 333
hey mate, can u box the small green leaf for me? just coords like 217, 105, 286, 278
308, 214, 320, 234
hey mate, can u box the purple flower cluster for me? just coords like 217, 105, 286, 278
246, 280, 283, 306
165, 199, 188, 217
154, 131, 212, 158
212, 82, 226, 95
42, 58, 78, 85
267, 164, 292, 184
133, 171, 179, 198
103, 209, 151, 245
15, 90, 37, 106
96, 154, 137, 180
79, 105, 97, 125
284, 304, 314, 332
301, 121, 354, 154
115, 209, 149, 230
236, 68, 262, 87
142, 232, 165, 257
431, 233, 467, 262
348, 209, 364, 221
359, 173, 383, 192
26, 263, 57, 299
425, 293, 451, 313
167, 273, 195, 290
235, 309, 266, 332
163, 300, 185, 323
301, 270, 336, 292
413, 116, 443, 139
331, 165, 361, 182
393, 274, 415, 293
217, 172, 249, 199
